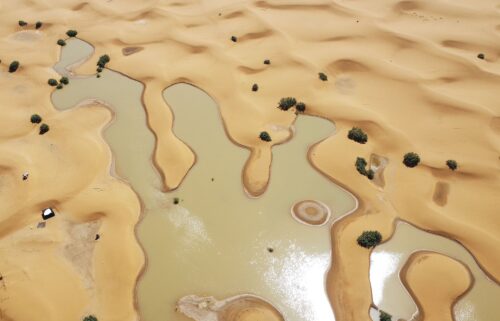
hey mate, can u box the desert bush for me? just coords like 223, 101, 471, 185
347, 127, 368, 144
97, 74, 101, 78
39, 123, 49, 135
379, 311, 392, 321
83, 316, 98, 321
264, 59, 270, 65
48, 79, 58, 86
30, 114, 42, 124
9, 61, 20, 73
97, 54, 110, 68
173, 197, 179, 205
357, 230, 382, 248
446, 159, 458, 171
96, 67, 103, 72
35, 21, 43, 29
57, 39, 66, 46
277, 97, 297, 111
403, 152, 420, 168
252, 83, 258, 92
355, 157, 374, 180
477, 53, 485, 60
295, 102, 306, 113
60, 77, 69, 85
259, 131, 272, 142
66, 30, 77, 37
18, 21, 27, 27
56, 84, 63, 89
231, 35, 237, 42
319, 72, 328, 81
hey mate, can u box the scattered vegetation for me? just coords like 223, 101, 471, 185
277, 97, 297, 111
173, 197, 179, 205
446, 159, 458, 171
83, 316, 98, 321
66, 30, 78, 37
30, 114, 42, 124
259, 131, 272, 142
355, 157, 374, 180
379, 311, 392, 321
319, 72, 328, 81
35, 21, 43, 29
477, 53, 485, 60
403, 152, 420, 168
263, 59, 270, 65
357, 230, 382, 248
56, 84, 63, 89
252, 83, 258, 92
48, 78, 58, 86
9, 61, 20, 73
347, 127, 368, 144
18, 20, 27, 27
96, 74, 101, 78
39, 123, 50, 135
295, 102, 306, 113
97, 54, 110, 68
96, 67, 103, 73
230, 35, 237, 42
60, 76, 69, 85
57, 39, 66, 46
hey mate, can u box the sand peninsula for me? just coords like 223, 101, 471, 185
0, 1, 499, 321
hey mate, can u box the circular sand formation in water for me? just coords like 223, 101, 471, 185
291, 200, 331, 226
177, 294, 284, 321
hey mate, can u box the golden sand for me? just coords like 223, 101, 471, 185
0, 1, 499, 321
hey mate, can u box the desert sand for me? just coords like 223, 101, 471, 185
0, 1, 499, 321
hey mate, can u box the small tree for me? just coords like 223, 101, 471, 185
30, 114, 42, 124
277, 97, 297, 111
263, 59, 270, 65
35, 21, 43, 29
403, 152, 420, 168
173, 197, 179, 205
18, 20, 27, 27
230, 35, 237, 42
446, 159, 458, 171
355, 157, 368, 176
252, 84, 258, 92
83, 316, 98, 321
357, 231, 382, 248
66, 30, 78, 37
60, 77, 69, 85
48, 79, 58, 86
39, 124, 50, 135
56, 84, 63, 89
9, 61, 20, 73
57, 39, 66, 46
379, 311, 392, 321
96, 67, 103, 73
347, 127, 368, 144
97, 54, 110, 68
259, 131, 272, 142
295, 102, 306, 113
477, 53, 485, 60
319, 72, 328, 81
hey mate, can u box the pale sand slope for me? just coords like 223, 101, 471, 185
0, 1, 499, 321
401, 251, 473, 321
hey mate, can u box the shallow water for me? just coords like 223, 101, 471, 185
51, 39, 357, 321
370, 222, 500, 321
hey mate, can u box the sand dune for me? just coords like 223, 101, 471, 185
0, 0, 499, 321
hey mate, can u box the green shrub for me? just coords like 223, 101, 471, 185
259, 131, 271, 142
347, 127, 368, 144
319, 72, 328, 81
277, 97, 297, 111
366, 169, 374, 180
97, 54, 110, 68
263, 59, 270, 65
9, 61, 20, 73
477, 53, 485, 60
355, 157, 373, 180
230, 35, 237, 42
252, 83, 258, 92
56, 84, 63, 89
96, 67, 103, 73
295, 102, 306, 113
403, 152, 420, 168
96, 74, 101, 78
357, 230, 382, 248
18, 21, 27, 27
379, 311, 392, 321
30, 114, 42, 124
39, 123, 50, 135
57, 39, 66, 46
173, 197, 179, 205
66, 30, 77, 37
35, 21, 43, 29
60, 77, 69, 85
446, 159, 458, 171
48, 79, 58, 86
83, 316, 98, 321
